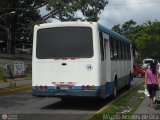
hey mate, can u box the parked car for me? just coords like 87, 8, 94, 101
133, 64, 147, 78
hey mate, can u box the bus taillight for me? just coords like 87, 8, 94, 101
44, 85, 48, 90
86, 85, 90, 90
81, 85, 85, 90
91, 85, 95, 90
71, 58, 76, 60
35, 85, 39, 89
40, 85, 43, 90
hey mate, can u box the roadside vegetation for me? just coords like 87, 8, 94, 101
0, 85, 31, 94
0, 0, 108, 54
87, 83, 144, 120
0, 60, 32, 82
112, 20, 160, 60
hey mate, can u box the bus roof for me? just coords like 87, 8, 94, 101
98, 23, 132, 44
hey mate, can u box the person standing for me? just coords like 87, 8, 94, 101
144, 62, 159, 106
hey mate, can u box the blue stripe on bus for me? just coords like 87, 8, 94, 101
105, 82, 114, 94
32, 82, 114, 97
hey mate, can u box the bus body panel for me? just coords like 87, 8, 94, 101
32, 61, 99, 87
32, 22, 103, 97
111, 60, 132, 90
32, 22, 133, 98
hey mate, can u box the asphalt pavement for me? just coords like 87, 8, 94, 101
1, 77, 160, 120
0, 78, 146, 120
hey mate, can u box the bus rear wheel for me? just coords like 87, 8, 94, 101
126, 73, 131, 89
111, 82, 117, 99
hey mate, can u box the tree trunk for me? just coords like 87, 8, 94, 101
7, 25, 12, 54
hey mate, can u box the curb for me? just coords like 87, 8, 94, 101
85, 82, 144, 120
0, 85, 31, 94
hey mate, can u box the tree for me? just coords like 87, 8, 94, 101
43, 0, 108, 21
112, 20, 160, 60
121, 19, 136, 34
111, 19, 137, 36
112, 20, 138, 59
0, 0, 109, 54
0, 0, 45, 53
112, 24, 121, 33
135, 20, 160, 59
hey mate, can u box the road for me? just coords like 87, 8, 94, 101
0, 78, 143, 120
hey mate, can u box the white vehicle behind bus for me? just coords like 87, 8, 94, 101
142, 58, 155, 68
32, 22, 133, 99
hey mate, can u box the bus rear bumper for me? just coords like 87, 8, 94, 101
32, 90, 101, 97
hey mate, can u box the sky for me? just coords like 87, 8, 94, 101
98, 0, 160, 28
40, 0, 160, 29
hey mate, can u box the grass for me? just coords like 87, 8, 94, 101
87, 83, 144, 120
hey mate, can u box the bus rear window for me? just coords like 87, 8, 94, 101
36, 27, 93, 59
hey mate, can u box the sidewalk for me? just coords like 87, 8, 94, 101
134, 97, 160, 114
0, 79, 31, 89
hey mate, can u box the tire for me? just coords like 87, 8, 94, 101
126, 73, 131, 89
111, 82, 117, 99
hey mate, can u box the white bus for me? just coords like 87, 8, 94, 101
32, 22, 133, 99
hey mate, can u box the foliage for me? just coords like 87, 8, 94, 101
0, 0, 45, 53
136, 21, 160, 59
44, 0, 108, 21
0, 0, 108, 54
112, 20, 160, 59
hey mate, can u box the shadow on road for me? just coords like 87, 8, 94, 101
41, 97, 112, 111
40, 85, 133, 111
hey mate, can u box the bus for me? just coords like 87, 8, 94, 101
32, 22, 133, 99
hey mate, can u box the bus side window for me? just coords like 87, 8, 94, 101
123, 42, 126, 60
104, 39, 108, 59
116, 39, 119, 60
99, 32, 104, 61
126, 44, 130, 60
128, 45, 131, 60
118, 40, 122, 60
113, 38, 118, 60
110, 37, 114, 60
